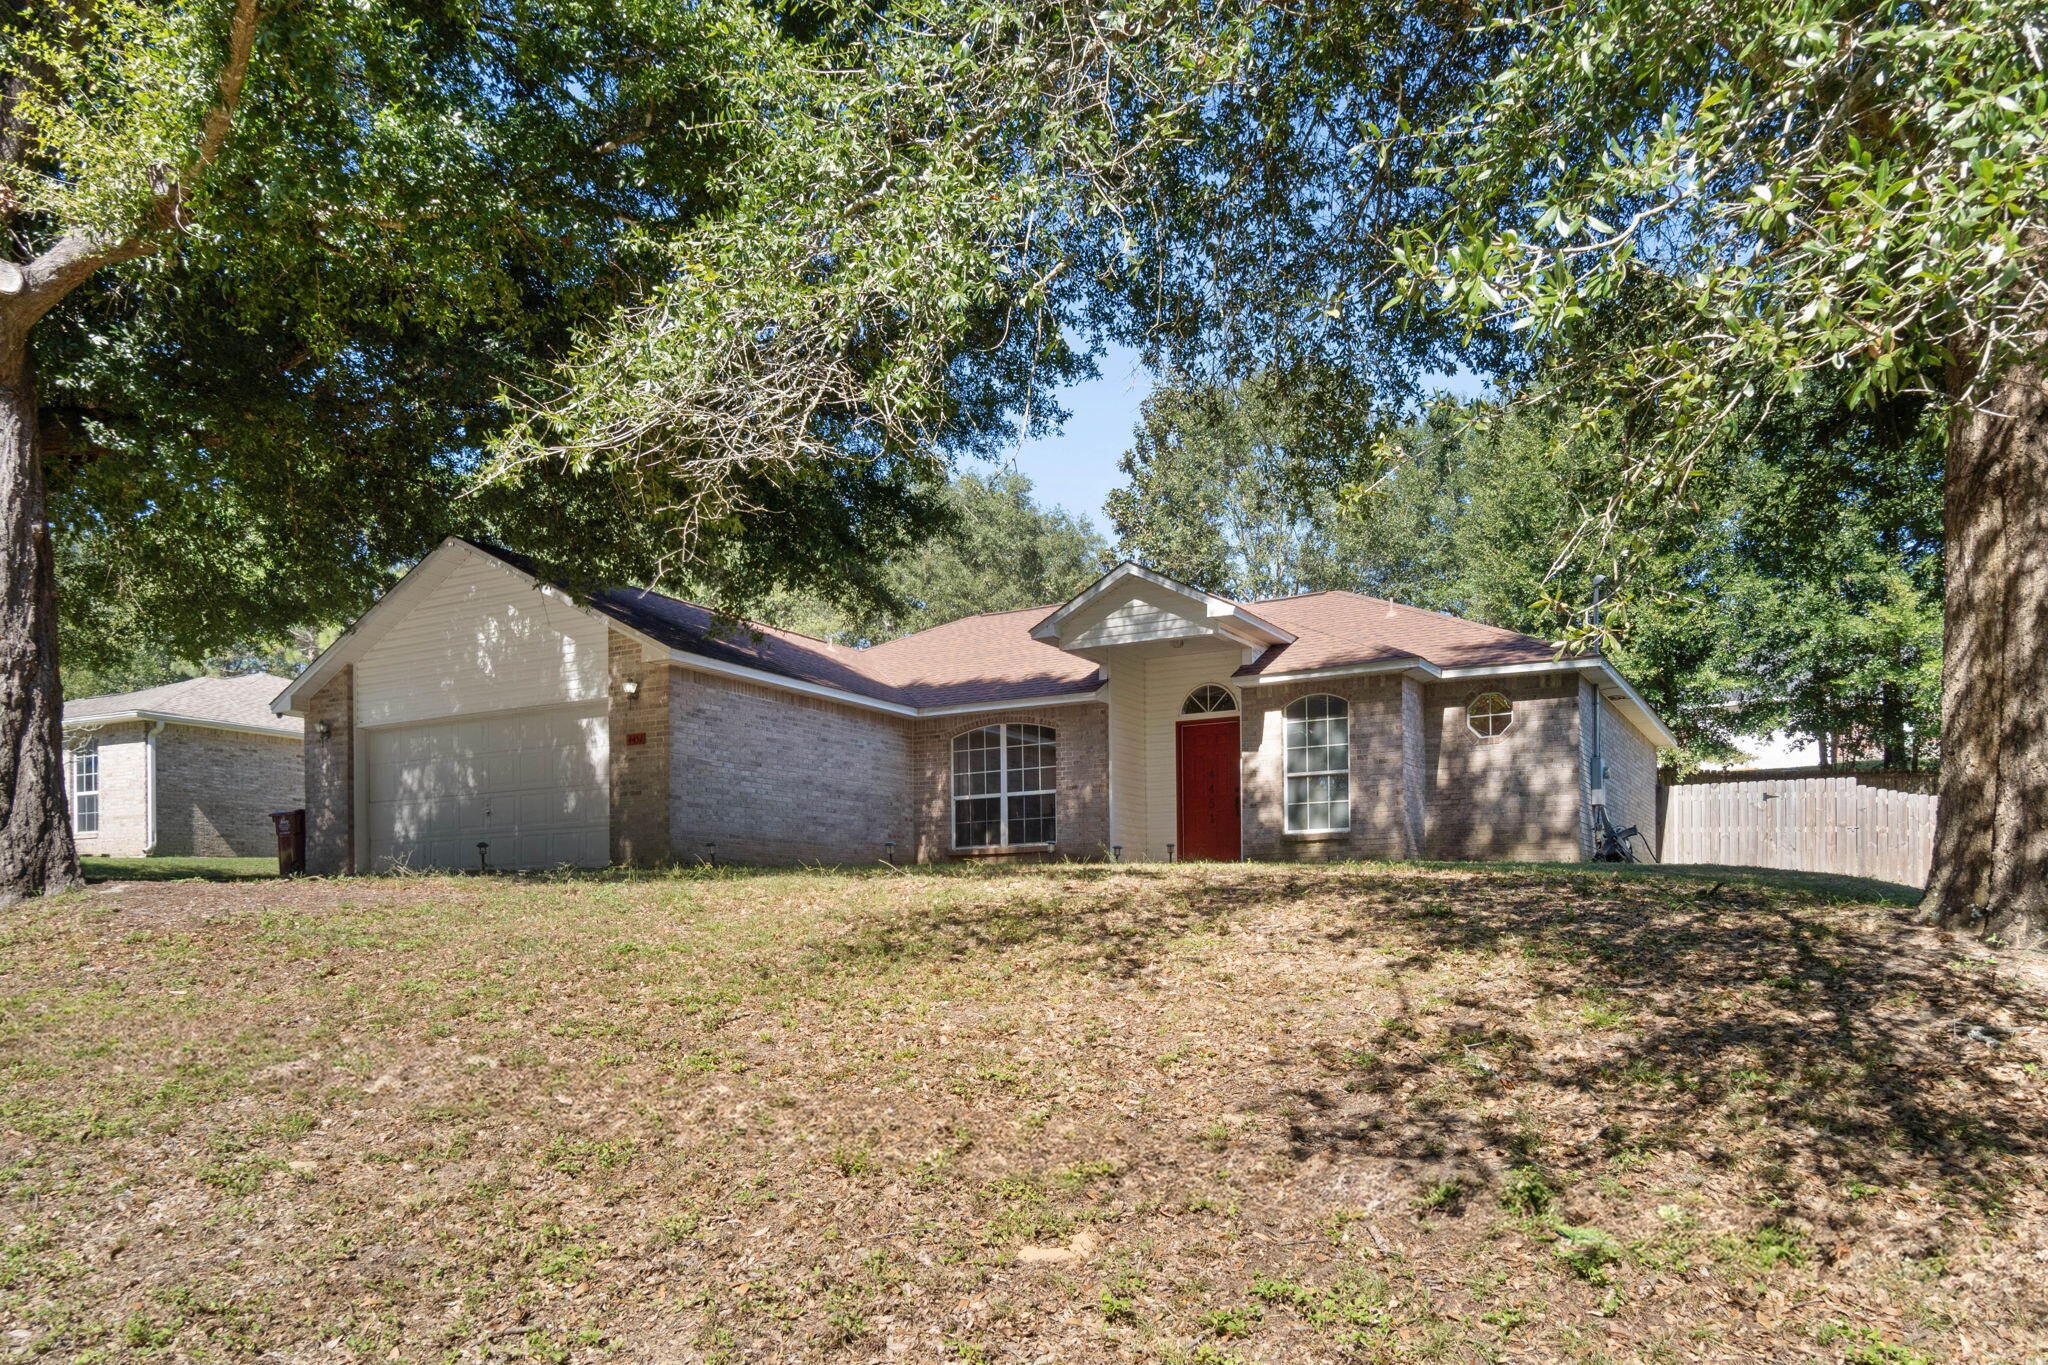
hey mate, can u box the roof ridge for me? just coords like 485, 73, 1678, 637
68, 671, 290, 708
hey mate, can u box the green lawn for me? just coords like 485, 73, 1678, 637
78, 855, 277, 883
2, 862, 2039, 1362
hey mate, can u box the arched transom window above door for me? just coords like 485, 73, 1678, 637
1181, 684, 1237, 715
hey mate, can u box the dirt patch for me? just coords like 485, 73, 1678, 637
1, 864, 2043, 1363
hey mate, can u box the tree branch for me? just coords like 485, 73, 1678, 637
0, 0, 262, 325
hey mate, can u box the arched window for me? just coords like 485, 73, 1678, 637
952, 723, 1057, 848
1283, 695, 1349, 833
1182, 684, 1237, 715
1467, 692, 1514, 738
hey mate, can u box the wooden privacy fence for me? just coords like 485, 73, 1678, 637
1661, 772, 1935, 888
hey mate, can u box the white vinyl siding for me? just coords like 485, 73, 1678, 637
1138, 644, 1243, 860
1284, 694, 1350, 833
353, 553, 611, 728
1061, 581, 1233, 651
1104, 666, 1148, 855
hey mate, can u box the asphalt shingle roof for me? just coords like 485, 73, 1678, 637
465, 543, 1571, 710
64, 673, 302, 735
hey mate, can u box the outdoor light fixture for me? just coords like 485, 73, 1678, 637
315, 720, 332, 739
621, 678, 641, 698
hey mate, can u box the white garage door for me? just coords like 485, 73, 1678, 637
366, 706, 609, 871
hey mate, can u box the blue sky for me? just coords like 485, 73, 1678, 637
991, 341, 1492, 539
992, 340, 1151, 539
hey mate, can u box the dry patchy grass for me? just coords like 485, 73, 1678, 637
2, 862, 2045, 1363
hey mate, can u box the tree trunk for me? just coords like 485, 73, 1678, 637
1921, 363, 2048, 947
0, 333, 80, 907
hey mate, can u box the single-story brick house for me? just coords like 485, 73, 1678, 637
271, 538, 1671, 873
63, 674, 305, 858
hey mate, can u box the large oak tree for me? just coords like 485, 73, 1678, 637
1, 0, 1197, 903
1390, 0, 2046, 942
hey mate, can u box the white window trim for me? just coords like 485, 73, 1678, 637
71, 740, 101, 836
1283, 695, 1351, 834
1181, 684, 1238, 716
1467, 691, 1515, 739
951, 723, 1057, 850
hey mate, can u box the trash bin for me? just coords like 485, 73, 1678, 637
271, 809, 306, 877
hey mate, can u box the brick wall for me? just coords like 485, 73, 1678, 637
66, 722, 150, 858
304, 666, 355, 875
670, 669, 913, 865
1242, 676, 1408, 862
909, 704, 1110, 862
152, 725, 304, 856
1423, 674, 1583, 861
1589, 684, 1660, 853
608, 633, 670, 865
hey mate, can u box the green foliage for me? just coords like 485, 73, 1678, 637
1551, 1224, 1623, 1281
1108, 377, 1942, 766
1106, 369, 1377, 599
759, 471, 1110, 643
1391, 0, 2044, 605
10, 0, 1217, 681
1499, 1164, 1555, 1217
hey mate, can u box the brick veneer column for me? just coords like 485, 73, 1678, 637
304, 665, 354, 875
608, 632, 671, 866
1400, 676, 1426, 858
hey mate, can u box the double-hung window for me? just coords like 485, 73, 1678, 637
1283, 695, 1349, 833
952, 723, 1056, 848
70, 740, 100, 836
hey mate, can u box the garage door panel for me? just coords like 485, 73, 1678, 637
367, 705, 609, 872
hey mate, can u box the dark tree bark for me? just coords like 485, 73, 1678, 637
0, 329, 81, 906
1921, 363, 2048, 947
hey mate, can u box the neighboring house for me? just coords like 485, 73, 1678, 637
272, 538, 1673, 874
63, 674, 306, 858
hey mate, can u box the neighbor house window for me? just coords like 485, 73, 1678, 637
1283, 694, 1349, 833
70, 740, 100, 836
1467, 692, 1514, 738
1182, 684, 1237, 714
952, 723, 1056, 848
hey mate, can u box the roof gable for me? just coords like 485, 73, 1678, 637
1029, 563, 1295, 653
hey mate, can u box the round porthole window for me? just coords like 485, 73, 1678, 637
1468, 692, 1514, 738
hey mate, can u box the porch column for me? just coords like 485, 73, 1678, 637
1400, 676, 1426, 858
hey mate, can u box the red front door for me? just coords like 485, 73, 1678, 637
1177, 718, 1242, 861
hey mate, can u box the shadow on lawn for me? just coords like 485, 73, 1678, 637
805, 861, 2035, 1228
1284, 868, 2042, 1226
